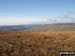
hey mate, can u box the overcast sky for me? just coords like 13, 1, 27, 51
0, 0, 75, 25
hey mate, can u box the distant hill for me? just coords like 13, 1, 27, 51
0, 24, 42, 31
1, 23, 75, 31
28, 23, 75, 31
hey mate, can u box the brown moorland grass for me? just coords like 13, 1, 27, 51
0, 31, 75, 56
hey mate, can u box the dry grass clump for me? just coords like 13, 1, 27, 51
0, 31, 75, 56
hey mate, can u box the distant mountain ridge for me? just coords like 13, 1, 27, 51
0, 24, 42, 31
1, 23, 75, 31
28, 23, 75, 31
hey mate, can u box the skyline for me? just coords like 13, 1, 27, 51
0, 0, 75, 25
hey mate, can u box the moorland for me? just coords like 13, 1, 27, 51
0, 31, 75, 56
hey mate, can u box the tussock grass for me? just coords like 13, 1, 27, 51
0, 31, 75, 56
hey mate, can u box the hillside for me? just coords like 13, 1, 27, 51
0, 31, 75, 56
29, 23, 75, 31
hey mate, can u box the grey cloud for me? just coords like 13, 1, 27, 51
68, 11, 75, 14
45, 18, 52, 22
58, 15, 75, 19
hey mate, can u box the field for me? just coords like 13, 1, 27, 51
0, 31, 75, 56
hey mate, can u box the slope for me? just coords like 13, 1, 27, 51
29, 23, 75, 31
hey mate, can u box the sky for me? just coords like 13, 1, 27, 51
0, 0, 75, 25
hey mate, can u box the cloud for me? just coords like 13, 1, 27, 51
53, 10, 75, 23
0, 13, 44, 25
43, 18, 52, 22
0, 10, 75, 26
58, 15, 75, 19
56, 10, 75, 20
68, 11, 75, 14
